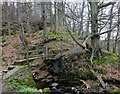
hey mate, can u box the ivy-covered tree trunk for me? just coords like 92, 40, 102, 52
89, 2, 101, 57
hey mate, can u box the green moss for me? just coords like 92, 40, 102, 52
108, 86, 120, 93
17, 65, 28, 71
43, 88, 51, 94
104, 54, 118, 64
24, 35, 29, 45
48, 32, 60, 38
94, 68, 107, 75
93, 54, 118, 65
13, 43, 19, 48
2, 56, 7, 62
7, 78, 38, 93
4, 65, 29, 80
18, 77, 36, 87
14, 66, 36, 87
82, 52, 91, 62
77, 67, 94, 79
3, 42, 10, 46
93, 58, 105, 65
78, 68, 84, 78
7, 31, 20, 37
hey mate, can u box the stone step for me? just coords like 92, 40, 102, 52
2, 70, 8, 73
8, 65, 15, 70
51, 83, 59, 87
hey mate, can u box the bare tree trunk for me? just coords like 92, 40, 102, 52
57, 2, 65, 26
27, 17, 31, 36
41, 2, 47, 41
6, 2, 11, 36
17, 2, 29, 63
49, 2, 53, 32
61, 2, 65, 25
79, 2, 85, 35
7, 10, 11, 36
57, 2, 61, 26
85, 2, 90, 37
72, 4, 76, 32
2, 2, 8, 22
72, 9, 76, 32
53, 2, 58, 33
107, 4, 114, 52
26, 2, 32, 36
9, 2, 16, 22
17, 2, 26, 46
113, 3, 120, 53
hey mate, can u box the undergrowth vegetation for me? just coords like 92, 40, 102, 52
82, 52, 118, 65
48, 32, 61, 38
93, 54, 118, 65
7, 78, 39, 93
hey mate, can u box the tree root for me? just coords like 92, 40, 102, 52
89, 49, 107, 89
79, 79, 91, 89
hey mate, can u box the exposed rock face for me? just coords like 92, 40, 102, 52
45, 46, 84, 75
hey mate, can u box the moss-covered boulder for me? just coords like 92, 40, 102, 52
4, 65, 36, 87
43, 87, 51, 94
17, 76, 36, 87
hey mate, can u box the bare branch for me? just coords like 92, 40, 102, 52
62, 13, 86, 49
99, 13, 113, 32
99, 23, 117, 35
98, 2, 116, 9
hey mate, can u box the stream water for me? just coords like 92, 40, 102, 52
34, 78, 119, 94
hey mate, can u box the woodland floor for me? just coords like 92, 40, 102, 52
1, 28, 120, 93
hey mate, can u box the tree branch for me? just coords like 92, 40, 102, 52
98, 2, 116, 9
63, 14, 86, 49
99, 23, 117, 35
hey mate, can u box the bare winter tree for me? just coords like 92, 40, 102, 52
41, 2, 47, 41
113, 3, 120, 53
49, 2, 54, 32
53, 2, 58, 33
79, 2, 85, 35
107, 4, 114, 52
